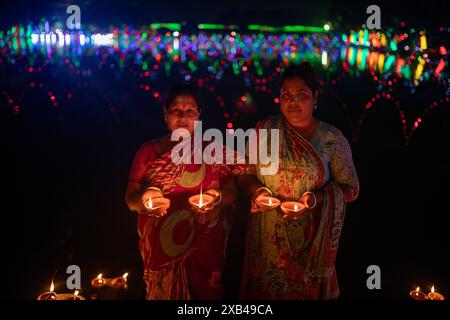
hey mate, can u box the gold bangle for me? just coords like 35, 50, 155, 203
302, 191, 317, 209
205, 190, 222, 206
252, 187, 272, 203
146, 186, 163, 194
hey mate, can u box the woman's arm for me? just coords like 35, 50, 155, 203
125, 181, 146, 213
328, 131, 360, 203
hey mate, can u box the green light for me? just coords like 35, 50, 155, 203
198, 24, 225, 30
282, 25, 326, 33
384, 55, 396, 71
248, 25, 277, 32
150, 23, 181, 31
363, 29, 369, 46
324, 24, 330, 31
342, 34, 348, 42
248, 24, 327, 33
390, 40, 398, 51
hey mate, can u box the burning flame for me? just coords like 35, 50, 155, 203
294, 203, 298, 211
416, 286, 420, 292
97, 273, 103, 280
50, 281, 55, 292
148, 197, 153, 209
268, 197, 273, 206
199, 185, 203, 208
74, 290, 79, 297
123, 272, 129, 280
431, 285, 435, 293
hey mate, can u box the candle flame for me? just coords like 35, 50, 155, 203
97, 273, 103, 279
199, 185, 203, 208
148, 197, 153, 209
123, 272, 129, 279
268, 197, 273, 206
416, 286, 420, 292
294, 203, 298, 211
431, 285, 435, 293
74, 290, 79, 297
50, 281, 54, 292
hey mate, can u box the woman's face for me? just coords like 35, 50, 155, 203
164, 94, 200, 134
280, 78, 317, 127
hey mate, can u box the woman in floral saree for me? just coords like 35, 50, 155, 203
125, 84, 245, 300
240, 62, 360, 299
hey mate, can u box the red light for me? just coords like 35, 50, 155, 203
439, 46, 447, 55
274, 98, 280, 104
50, 96, 56, 102
145, 85, 150, 91
154, 92, 160, 98
224, 113, 229, 118
241, 96, 247, 102
227, 122, 233, 129
144, 71, 150, 76
242, 66, 248, 72
28, 67, 33, 73
388, 81, 392, 86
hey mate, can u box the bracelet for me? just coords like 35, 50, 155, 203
146, 186, 163, 194
252, 187, 272, 203
301, 191, 317, 209
205, 190, 223, 206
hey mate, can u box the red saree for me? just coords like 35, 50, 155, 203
129, 137, 245, 300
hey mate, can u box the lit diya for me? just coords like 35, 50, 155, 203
37, 281, 57, 300
255, 196, 281, 211
91, 273, 106, 288
428, 285, 445, 300
110, 273, 129, 289
280, 201, 306, 215
409, 286, 428, 301
189, 187, 215, 210
144, 196, 170, 212
61, 290, 86, 300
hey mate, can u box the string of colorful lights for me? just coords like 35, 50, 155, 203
0, 19, 448, 145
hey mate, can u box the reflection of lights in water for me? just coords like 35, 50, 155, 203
31, 34, 39, 44
91, 33, 114, 46
65, 34, 71, 45
321, 50, 327, 66
79, 34, 85, 46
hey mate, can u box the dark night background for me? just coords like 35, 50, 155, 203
1, 0, 449, 300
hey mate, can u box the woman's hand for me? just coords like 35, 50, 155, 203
299, 190, 323, 209
140, 188, 169, 218
250, 189, 273, 213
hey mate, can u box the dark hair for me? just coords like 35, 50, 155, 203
281, 62, 319, 93
164, 83, 202, 111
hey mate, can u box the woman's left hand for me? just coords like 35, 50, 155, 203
299, 191, 317, 209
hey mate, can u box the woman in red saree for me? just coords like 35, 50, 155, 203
125, 84, 245, 299
239, 63, 360, 299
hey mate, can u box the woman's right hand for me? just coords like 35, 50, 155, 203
250, 189, 273, 213
140, 188, 169, 218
